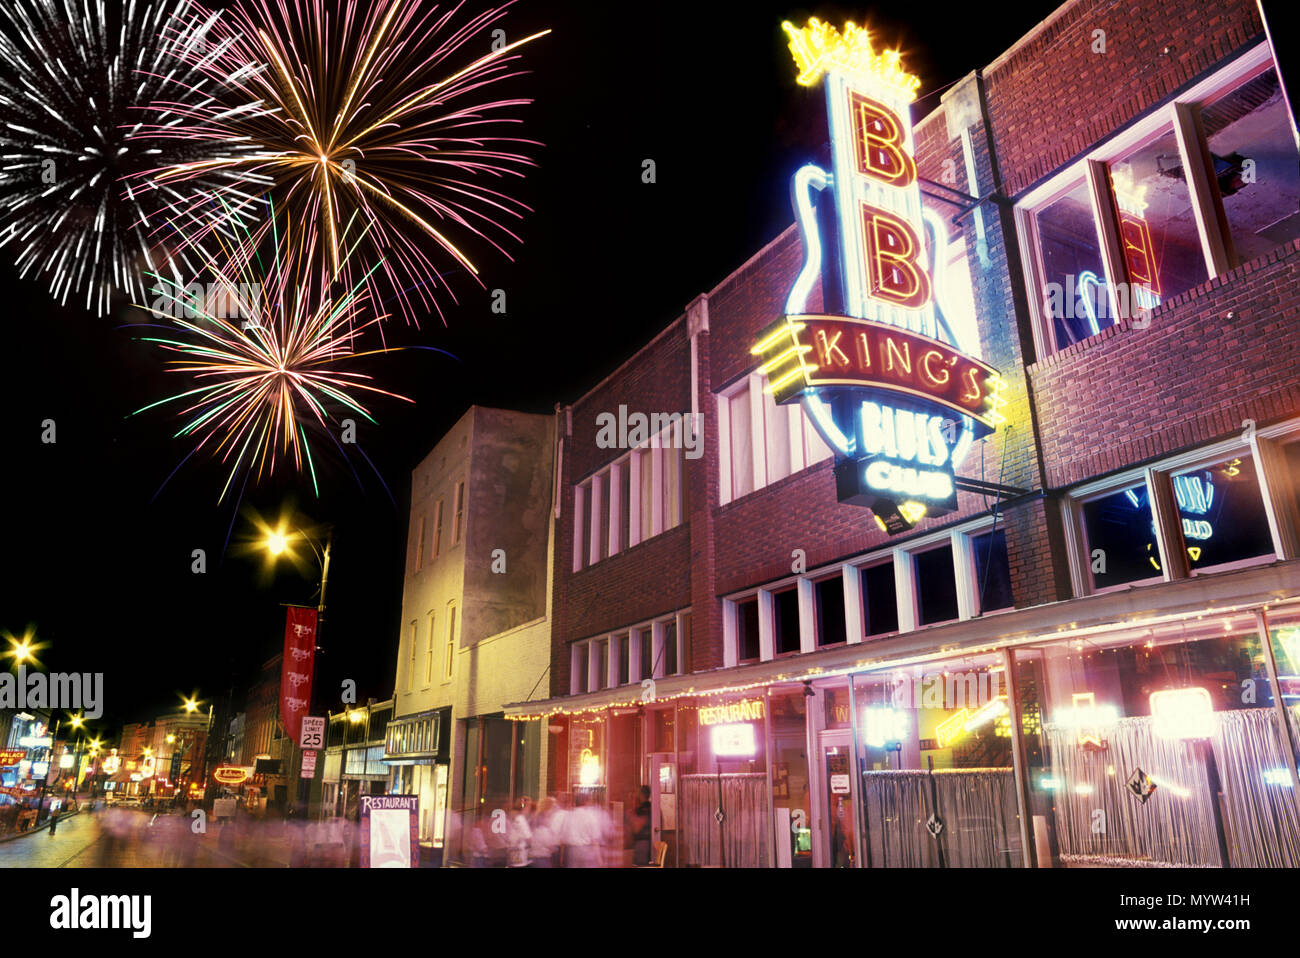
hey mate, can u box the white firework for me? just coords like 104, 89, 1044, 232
0, 0, 264, 314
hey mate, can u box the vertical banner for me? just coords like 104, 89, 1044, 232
360, 795, 419, 868
280, 606, 317, 746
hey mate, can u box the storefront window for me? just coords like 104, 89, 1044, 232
973, 529, 1014, 612
677, 694, 768, 867
915, 544, 958, 625
773, 587, 800, 654
1171, 454, 1274, 571
811, 576, 845, 646
1034, 178, 1110, 349
482, 718, 513, 804
769, 687, 812, 868
1202, 67, 1300, 262
1108, 129, 1206, 306
569, 716, 605, 805
1081, 483, 1158, 590
1015, 616, 1298, 867
852, 653, 1020, 867
861, 561, 898, 636
1265, 610, 1300, 773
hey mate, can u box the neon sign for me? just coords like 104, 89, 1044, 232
699, 698, 765, 726
755, 18, 1004, 534
1111, 166, 1161, 311
1150, 687, 1215, 741
213, 765, 249, 785
710, 723, 758, 757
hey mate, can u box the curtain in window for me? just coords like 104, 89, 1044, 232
860, 769, 1020, 867
729, 389, 753, 499
681, 773, 769, 867
1045, 709, 1300, 867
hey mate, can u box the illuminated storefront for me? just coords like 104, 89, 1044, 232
384, 706, 451, 854
515, 0, 1300, 868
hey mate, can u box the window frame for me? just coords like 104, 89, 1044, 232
721, 517, 1011, 665
452, 480, 466, 546
572, 423, 687, 572
407, 620, 418, 691
1065, 428, 1290, 596
424, 612, 436, 684
432, 498, 443, 558
1015, 42, 1280, 360
444, 601, 457, 680
716, 372, 834, 506
566, 609, 691, 696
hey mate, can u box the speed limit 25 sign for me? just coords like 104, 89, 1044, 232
300, 716, 325, 750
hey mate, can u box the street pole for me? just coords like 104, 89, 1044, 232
297, 527, 331, 819
38, 717, 60, 824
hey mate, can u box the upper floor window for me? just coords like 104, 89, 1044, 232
444, 602, 457, 679
722, 519, 1012, 665
432, 498, 443, 558
1069, 442, 1280, 595
570, 611, 688, 694
1018, 46, 1300, 358
452, 481, 465, 545
572, 423, 687, 571
717, 373, 833, 505
414, 515, 426, 571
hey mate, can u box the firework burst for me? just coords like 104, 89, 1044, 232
134, 202, 413, 502
140, 0, 549, 324
0, 0, 262, 314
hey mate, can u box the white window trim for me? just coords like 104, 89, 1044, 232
572, 483, 586, 572
721, 517, 1011, 663
575, 427, 682, 567
1017, 42, 1277, 359
588, 471, 604, 565
1067, 430, 1287, 595
424, 613, 436, 685
716, 373, 834, 507
567, 609, 692, 695
444, 602, 457, 681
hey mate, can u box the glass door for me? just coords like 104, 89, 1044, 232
821, 730, 857, 868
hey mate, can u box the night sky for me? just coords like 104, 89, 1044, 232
0, 0, 1060, 732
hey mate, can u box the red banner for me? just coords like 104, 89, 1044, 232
280, 606, 317, 746
0, 749, 26, 767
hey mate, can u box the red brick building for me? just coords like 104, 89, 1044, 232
508, 0, 1300, 868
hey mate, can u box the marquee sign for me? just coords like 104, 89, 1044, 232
753, 18, 1007, 533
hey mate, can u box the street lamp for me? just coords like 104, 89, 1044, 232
259, 516, 333, 819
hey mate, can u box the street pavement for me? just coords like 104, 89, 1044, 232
0, 807, 300, 868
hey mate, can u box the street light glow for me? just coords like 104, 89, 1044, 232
266, 530, 289, 555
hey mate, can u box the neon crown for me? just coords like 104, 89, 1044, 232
781, 17, 921, 99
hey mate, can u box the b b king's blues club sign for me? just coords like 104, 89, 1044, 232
751, 19, 1007, 534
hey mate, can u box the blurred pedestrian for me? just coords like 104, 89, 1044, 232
632, 786, 652, 866
563, 792, 607, 868
507, 798, 533, 868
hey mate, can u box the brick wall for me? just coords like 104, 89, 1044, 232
1031, 239, 1300, 488
984, 0, 1263, 198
